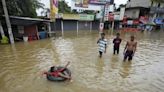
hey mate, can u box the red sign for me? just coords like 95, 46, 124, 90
133, 20, 139, 24
139, 16, 148, 24
99, 23, 104, 32
109, 13, 114, 21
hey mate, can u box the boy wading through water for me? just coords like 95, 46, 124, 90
123, 36, 137, 61
97, 33, 107, 58
113, 33, 122, 54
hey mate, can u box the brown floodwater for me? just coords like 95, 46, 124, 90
0, 31, 164, 92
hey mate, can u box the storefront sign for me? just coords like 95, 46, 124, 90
79, 14, 94, 21
75, 0, 89, 8
104, 4, 110, 21
89, 0, 114, 5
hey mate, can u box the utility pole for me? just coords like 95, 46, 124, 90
2, 0, 14, 44
99, 2, 110, 33
0, 21, 5, 37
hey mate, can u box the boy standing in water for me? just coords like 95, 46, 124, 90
123, 36, 137, 61
97, 33, 107, 58
113, 33, 122, 54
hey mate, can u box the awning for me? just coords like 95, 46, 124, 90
9, 16, 51, 26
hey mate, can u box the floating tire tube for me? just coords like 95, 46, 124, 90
46, 66, 71, 82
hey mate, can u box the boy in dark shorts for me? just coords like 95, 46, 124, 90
113, 33, 122, 54
97, 33, 107, 58
123, 36, 137, 61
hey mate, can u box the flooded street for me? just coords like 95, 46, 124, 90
0, 31, 164, 92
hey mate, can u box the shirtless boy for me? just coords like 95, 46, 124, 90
123, 36, 137, 61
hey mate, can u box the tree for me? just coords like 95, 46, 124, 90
41, 8, 50, 17
58, 1, 71, 13
0, 0, 44, 17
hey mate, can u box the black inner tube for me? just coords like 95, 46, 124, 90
46, 66, 71, 82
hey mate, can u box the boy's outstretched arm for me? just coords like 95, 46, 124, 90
64, 61, 70, 68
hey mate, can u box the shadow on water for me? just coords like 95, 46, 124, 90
110, 55, 120, 70
119, 62, 132, 78
95, 58, 105, 77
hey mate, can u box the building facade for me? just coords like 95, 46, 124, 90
126, 0, 151, 8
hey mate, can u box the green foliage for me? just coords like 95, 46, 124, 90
0, 0, 44, 17
58, 1, 71, 13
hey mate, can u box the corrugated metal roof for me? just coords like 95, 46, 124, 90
9, 16, 51, 26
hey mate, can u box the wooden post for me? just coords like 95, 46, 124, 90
61, 20, 64, 36
2, 0, 14, 44
77, 21, 79, 35
36, 25, 40, 40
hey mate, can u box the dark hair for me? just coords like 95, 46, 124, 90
116, 33, 120, 36
50, 66, 55, 72
131, 35, 135, 38
101, 33, 105, 36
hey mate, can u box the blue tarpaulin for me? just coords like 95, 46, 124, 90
154, 18, 164, 25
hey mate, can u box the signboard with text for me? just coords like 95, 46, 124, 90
89, 0, 114, 5
75, 0, 89, 8
79, 14, 94, 21
104, 4, 110, 21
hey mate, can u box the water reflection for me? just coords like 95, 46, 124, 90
119, 62, 132, 78
110, 56, 119, 70
95, 58, 105, 77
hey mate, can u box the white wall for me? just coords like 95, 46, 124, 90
126, 0, 151, 8
125, 9, 140, 19
119, 7, 125, 20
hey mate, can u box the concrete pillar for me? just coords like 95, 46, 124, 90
77, 21, 79, 35
0, 21, 5, 37
111, 21, 115, 35
48, 22, 52, 37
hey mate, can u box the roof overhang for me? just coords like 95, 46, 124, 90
2, 16, 51, 26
